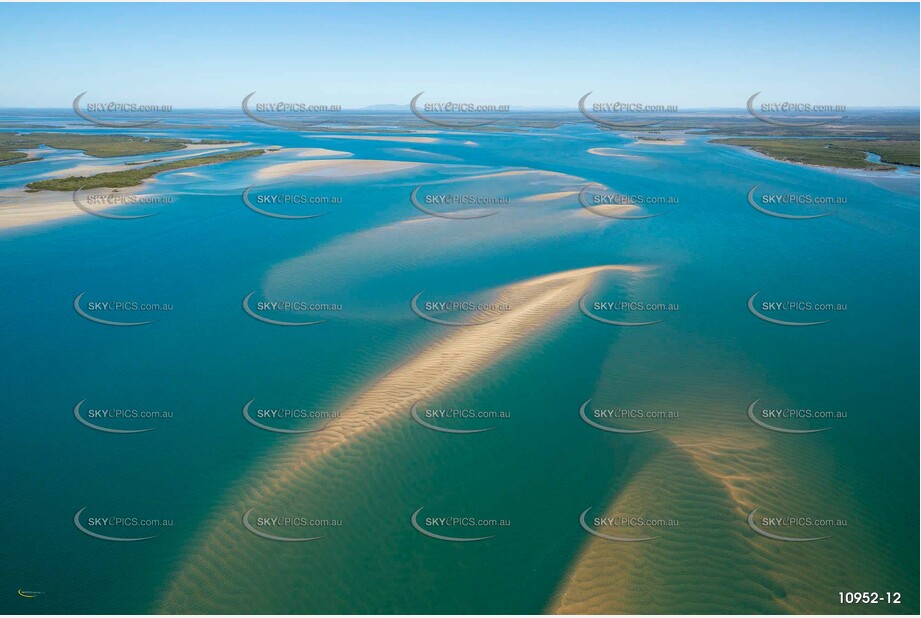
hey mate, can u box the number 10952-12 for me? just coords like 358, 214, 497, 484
839, 592, 900, 604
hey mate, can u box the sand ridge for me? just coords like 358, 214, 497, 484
156, 265, 645, 613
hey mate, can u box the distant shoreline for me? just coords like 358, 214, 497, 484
710, 138, 920, 174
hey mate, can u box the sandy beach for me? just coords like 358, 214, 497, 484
630, 137, 687, 146
0, 185, 147, 230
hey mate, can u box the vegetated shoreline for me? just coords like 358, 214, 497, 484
0, 132, 241, 167
26, 149, 266, 191
1, 146, 266, 230
710, 137, 919, 171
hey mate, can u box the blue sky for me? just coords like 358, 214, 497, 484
0, 3, 918, 108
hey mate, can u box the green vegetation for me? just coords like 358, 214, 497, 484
711, 138, 919, 170
0, 132, 239, 166
0, 150, 41, 167
26, 149, 265, 191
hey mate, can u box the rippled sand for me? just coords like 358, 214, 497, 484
156, 265, 644, 613
548, 326, 906, 614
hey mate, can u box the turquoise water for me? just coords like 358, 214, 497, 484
1, 113, 917, 613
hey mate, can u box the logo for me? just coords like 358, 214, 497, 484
578, 93, 661, 129
410, 507, 497, 542
73, 292, 157, 327
409, 92, 503, 129
747, 185, 834, 220
242, 399, 331, 434
579, 507, 659, 542
409, 185, 498, 219
73, 507, 157, 542
746, 92, 842, 127
747, 507, 832, 542
578, 183, 662, 220
241, 92, 338, 130
578, 293, 664, 327
241, 508, 327, 542
410, 400, 498, 434
73, 399, 157, 434
746, 292, 834, 327
242, 185, 331, 220
579, 399, 660, 434
72, 92, 161, 128
242, 292, 326, 326
746, 399, 832, 434
410, 292, 505, 326
72, 186, 157, 220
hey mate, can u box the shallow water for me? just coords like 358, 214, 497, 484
1, 113, 917, 614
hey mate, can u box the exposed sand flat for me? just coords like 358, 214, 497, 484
0, 185, 145, 230
520, 190, 579, 202
631, 137, 686, 146
587, 147, 643, 158
157, 265, 644, 613
320, 134, 441, 144
255, 158, 425, 181
179, 141, 250, 151
290, 147, 353, 158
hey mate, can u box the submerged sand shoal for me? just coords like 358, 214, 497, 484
156, 264, 645, 612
